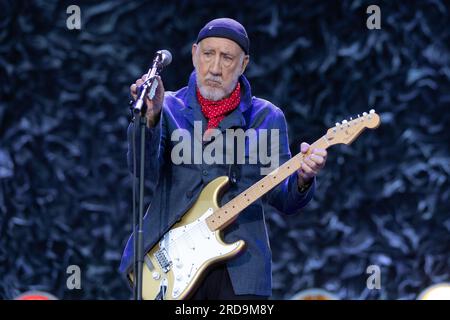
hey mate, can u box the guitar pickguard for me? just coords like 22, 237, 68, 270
157, 208, 241, 299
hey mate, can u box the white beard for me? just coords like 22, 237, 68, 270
198, 83, 230, 101
195, 65, 242, 101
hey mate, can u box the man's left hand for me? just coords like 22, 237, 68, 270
297, 142, 327, 188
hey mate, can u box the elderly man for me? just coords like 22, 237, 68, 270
120, 18, 327, 300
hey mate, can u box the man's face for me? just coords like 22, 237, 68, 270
192, 37, 249, 101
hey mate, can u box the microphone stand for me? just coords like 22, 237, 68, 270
133, 112, 146, 301
131, 53, 164, 301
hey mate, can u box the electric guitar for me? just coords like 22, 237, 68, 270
129, 109, 381, 300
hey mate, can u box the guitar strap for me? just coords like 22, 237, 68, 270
228, 159, 240, 186
227, 114, 248, 187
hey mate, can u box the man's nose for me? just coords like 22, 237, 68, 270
209, 55, 222, 76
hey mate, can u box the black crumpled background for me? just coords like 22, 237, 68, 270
0, 0, 449, 300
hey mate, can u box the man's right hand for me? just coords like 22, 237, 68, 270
130, 74, 165, 127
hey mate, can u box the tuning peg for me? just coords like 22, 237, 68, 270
333, 125, 337, 132
363, 112, 368, 117
335, 122, 340, 127
370, 109, 375, 114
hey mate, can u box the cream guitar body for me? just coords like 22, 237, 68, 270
133, 176, 245, 300
129, 110, 381, 300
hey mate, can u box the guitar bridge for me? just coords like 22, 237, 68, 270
154, 248, 172, 273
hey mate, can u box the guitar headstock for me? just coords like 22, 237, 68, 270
325, 109, 381, 146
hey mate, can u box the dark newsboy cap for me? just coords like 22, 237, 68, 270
196, 18, 250, 54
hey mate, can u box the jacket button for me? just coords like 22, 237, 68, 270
202, 169, 208, 176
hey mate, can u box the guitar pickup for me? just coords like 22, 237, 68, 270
154, 248, 172, 273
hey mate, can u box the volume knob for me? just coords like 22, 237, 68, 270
152, 272, 160, 280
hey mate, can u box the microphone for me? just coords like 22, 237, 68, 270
156, 49, 172, 68
133, 49, 172, 115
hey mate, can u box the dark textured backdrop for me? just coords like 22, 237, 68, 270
1, 0, 449, 300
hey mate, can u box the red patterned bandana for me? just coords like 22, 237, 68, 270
197, 82, 241, 129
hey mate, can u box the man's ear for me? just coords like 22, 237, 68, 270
192, 43, 198, 67
241, 55, 250, 75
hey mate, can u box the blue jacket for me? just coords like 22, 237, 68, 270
119, 71, 315, 296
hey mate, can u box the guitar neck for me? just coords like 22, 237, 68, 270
205, 135, 331, 231
206, 108, 382, 231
